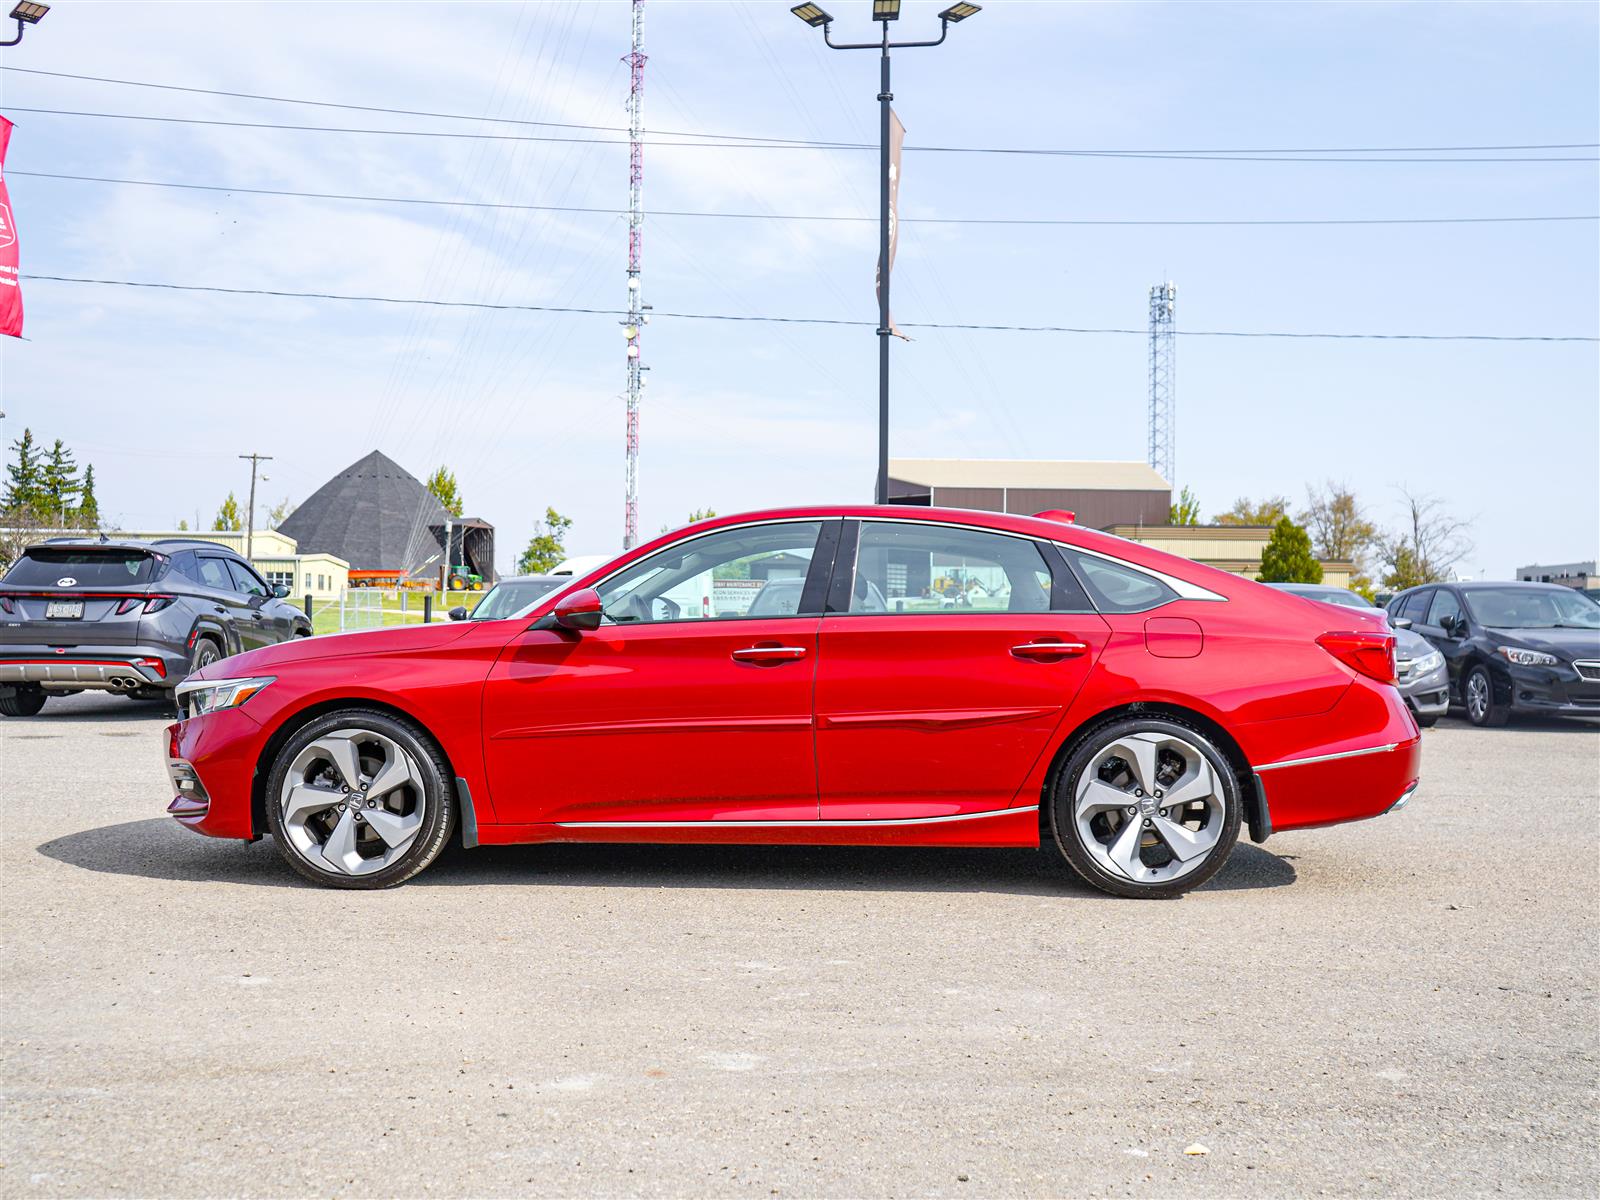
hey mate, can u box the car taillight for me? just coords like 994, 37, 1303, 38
138, 656, 168, 679
144, 596, 174, 614
1317, 631, 1397, 684
0, 596, 12, 614
116, 597, 143, 615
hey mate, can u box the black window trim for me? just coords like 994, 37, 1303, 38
824, 517, 1092, 618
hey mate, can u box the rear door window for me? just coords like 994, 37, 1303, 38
196, 556, 235, 591
1397, 589, 1433, 626
1, 549, 155, 586
847, 522, 1053, 615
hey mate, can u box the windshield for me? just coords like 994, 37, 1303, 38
3, 548, 157, 587
1464, 587, 1600, 629
469, 578, 563, 620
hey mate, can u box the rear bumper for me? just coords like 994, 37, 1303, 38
1248, 682, 1422, 834
0, 646, 185, 691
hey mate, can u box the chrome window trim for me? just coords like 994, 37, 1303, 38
555, 804, 1039, 829
1055, 542, 1227, 604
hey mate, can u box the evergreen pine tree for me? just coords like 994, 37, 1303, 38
40, 439, 81, 521
1258, 516, 1324, 584
3, 428, 43, 509
77, 464, 100, 527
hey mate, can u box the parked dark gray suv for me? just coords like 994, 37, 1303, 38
0, 537, 312, 716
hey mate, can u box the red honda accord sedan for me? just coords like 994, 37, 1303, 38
165, 506, 1420, 897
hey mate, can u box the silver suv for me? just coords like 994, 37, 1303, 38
0, 537, 312, 716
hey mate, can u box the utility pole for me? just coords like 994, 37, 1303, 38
1147, 282, 1176, 485
239, 452, 273, 560
622, 0, 648, 549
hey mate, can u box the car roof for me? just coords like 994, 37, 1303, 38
612, 504, 1253, 599
1455, 580, 1577, 592
23, 536, 194, 554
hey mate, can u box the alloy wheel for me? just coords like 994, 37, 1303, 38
279, 728, 426, 877
1466, 671, 1489, 722
1073, 730, 1227, 886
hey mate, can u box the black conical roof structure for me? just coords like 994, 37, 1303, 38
278, 450, 450, 573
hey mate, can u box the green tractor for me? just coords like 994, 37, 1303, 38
446, 565, 484, 592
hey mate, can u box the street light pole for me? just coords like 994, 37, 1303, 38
790, 2, 981, 506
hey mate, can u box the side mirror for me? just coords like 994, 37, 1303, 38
1391, 616, 1413, 630
553, 587, 604, 632
448, 606, 469, 621
272, 584, 290, 599
1446, 615, 1467, 638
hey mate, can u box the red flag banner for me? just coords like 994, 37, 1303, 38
0, 116, 21, 339
876, 109, 909, 342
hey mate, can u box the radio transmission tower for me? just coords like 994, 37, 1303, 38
1147, 281, 1176, 484
622, 0, 648, 549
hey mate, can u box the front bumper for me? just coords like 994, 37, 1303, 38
165, 706, 265, 840
1397, 664, 1449, 718
1505, 662, 1600, 717
0, 645, 186, 692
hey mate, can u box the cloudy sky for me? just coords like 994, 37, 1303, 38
1, 0, 1595, 576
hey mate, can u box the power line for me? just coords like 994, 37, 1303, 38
24, 274, 1598, 342
12, 170, 1597, 228
3, 66, 1595, 158
5, 107, 1597, 162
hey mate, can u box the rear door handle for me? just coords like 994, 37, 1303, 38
731, 645, 809, 664
1011, 640, 1089, 661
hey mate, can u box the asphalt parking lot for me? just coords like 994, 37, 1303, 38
2, 693, 1596, 1198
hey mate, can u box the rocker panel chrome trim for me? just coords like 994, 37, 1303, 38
554, 804, 1039, 829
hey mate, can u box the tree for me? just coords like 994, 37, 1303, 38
1377, 488, 1472, 591
177, 518, 189, 531
518, 507, 572, 574
1258, 516, 1323, 584
213, 493, 243, 532
1168, 486, 1201, 526
3, 427, 43, 510
426, 467, 464, 518
1214, 495, 1290, 526
40, 438, 81, 522
662, 508, 718, 534
267, 497, 294, 529
1303, 480, 1377, 566
76, 464, 99, 527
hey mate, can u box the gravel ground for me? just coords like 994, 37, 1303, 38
2, 692, 1596, 1198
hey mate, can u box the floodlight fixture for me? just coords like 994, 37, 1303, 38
872, 0, 902, 21
938, 3, 981, 22
789, 3, 832, 27
10, 2, 48, 22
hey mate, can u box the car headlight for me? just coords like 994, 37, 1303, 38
1497, 647, 1559, 668
1404, 650, 1444, 676
176, 675, 275, 718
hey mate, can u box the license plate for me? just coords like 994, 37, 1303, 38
46, 600, 84, 620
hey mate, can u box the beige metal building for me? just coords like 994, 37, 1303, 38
119, 529, 350, 599
887, 457, 1352, 585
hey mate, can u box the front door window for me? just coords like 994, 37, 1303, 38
597, 522, 825, 624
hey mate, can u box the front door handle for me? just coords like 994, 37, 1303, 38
731, 645, 809, 664
1011, 640, 1089, 661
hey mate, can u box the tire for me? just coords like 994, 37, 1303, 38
447, 575, 467, 591
263, 709, 455, 889
1049, 717, 1242, 899
0, 686, 47, 717
1463, 664, 1509, 727
1416, 713, 1440, 729
190, 637, 223, 676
